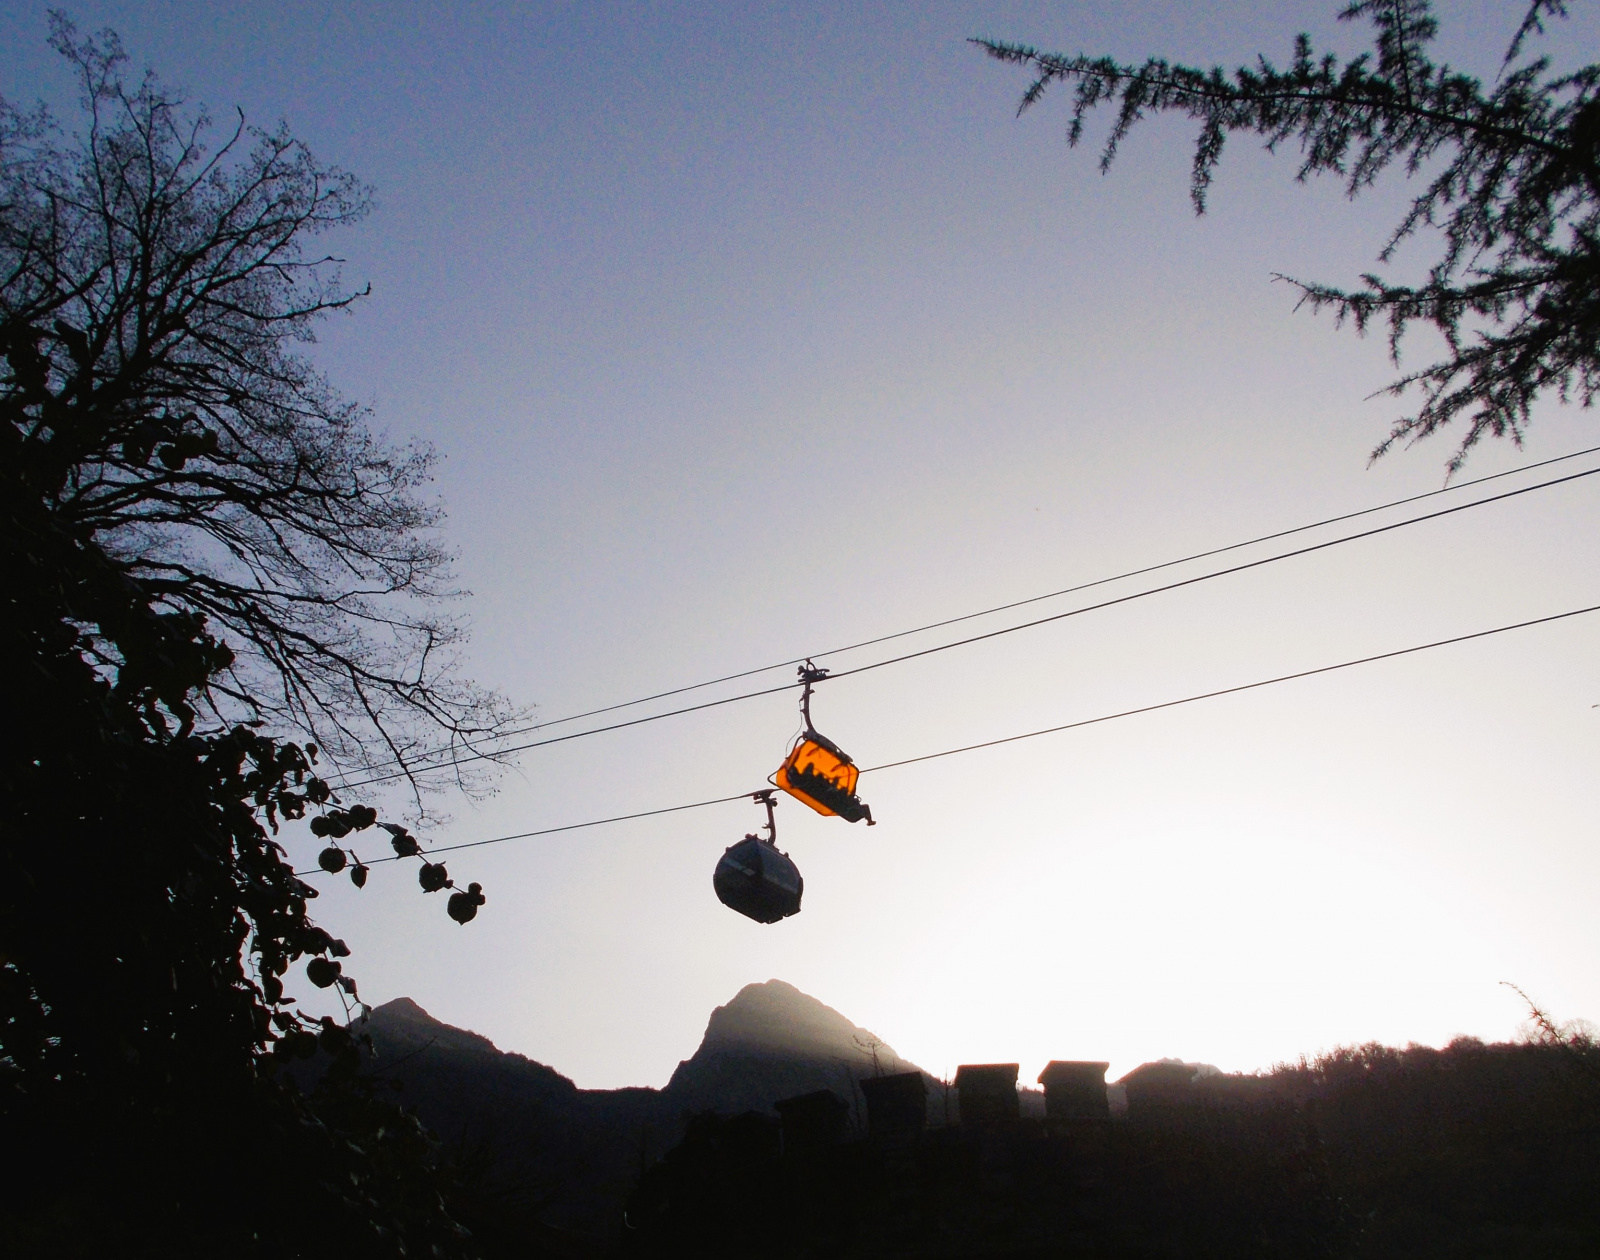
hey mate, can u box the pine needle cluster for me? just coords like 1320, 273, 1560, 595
980, 1, 1599, 469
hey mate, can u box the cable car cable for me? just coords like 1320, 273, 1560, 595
328, 444, 1600, 789
855, 601, 1600, 774
300, 598, 1600, 874
334, 680, 803, 791
292, 790, 758, 875
500, 445, 1600, 727
332, 463, 1600, 792
820, 465, 1600, 685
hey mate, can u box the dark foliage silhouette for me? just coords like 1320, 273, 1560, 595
623, 1034, 1600, 1258
309, 984, 1600, 1256
1, 15, 518, 1255
980, 0, 1600, 469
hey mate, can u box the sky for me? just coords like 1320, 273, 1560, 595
6, 1, 1600, 1088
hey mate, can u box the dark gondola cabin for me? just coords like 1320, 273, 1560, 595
713, 834, 803, 923
714, 791, 803, 923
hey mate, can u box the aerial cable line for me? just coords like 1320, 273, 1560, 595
334, 679, 804, 791
333, 446, 1600, 790
491, 443, 1600, 732
820, 465, 1600, 683
332, 462, 1600, 793
855, 602, 1600, 773
291, 791, 758, 876
302, 599, 1600, 874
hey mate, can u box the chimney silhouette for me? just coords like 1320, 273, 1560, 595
1121, 1062, 1199, 1121
858, 1071, 927, 1138
1037, 1061, 1111, 1121
774, 1089, 849, 1154
954, 1064, 1019, 1125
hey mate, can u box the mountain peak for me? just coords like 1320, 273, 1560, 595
693, 979, 913, 1069
371, 995, 432, 1022
367, 997, 531, 1066
660, 979, 921, 1117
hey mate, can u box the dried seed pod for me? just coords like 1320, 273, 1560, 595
447, 882, 486, 925
382, 824, 421, 857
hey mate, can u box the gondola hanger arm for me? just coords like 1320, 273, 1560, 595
798, 660, 829, 733
751, 789, 778, 843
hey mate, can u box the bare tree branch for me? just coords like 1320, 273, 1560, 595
2, 17, 525, 809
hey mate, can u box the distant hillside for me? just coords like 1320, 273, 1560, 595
360, 997, 655, 1241
342, 993, 1600, 1257
357, 980, 933, 1242
372, 995, 581, 1100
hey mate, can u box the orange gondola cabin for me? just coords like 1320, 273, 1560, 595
774, 729, 873, 823
771, 663, 874, 825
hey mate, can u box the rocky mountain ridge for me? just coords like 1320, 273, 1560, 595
342, 987, 1599, 1257
356, 980, 931, 1238
658, 979, 928, 1117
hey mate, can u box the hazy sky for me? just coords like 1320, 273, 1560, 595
7, 1, 1600, 1088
